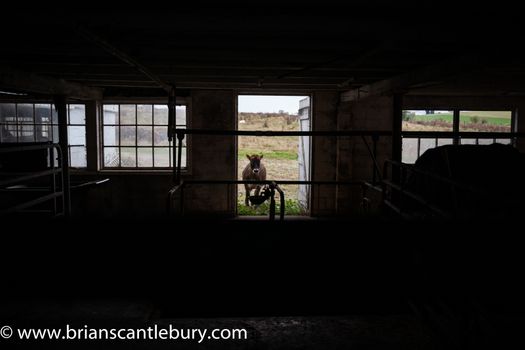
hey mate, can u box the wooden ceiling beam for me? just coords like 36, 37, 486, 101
0, 65, 103, 100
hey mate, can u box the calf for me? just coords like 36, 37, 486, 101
242, 154, 267, 206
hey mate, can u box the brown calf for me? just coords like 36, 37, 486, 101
242, 154, 267, 206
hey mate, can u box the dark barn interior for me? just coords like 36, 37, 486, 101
2, 3, 525, 349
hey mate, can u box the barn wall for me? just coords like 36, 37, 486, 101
182, 90, 236, 216
66, 93, 525, 218
335, 96, 394, 214
70, 90, 237, 218
310, 91, 339, 216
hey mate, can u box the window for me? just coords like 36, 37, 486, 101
402, 109, 514, 163
0, 103, 86, 168
459, 111, 512, 145
402, 110, 454, 163
102, 104, 187, 169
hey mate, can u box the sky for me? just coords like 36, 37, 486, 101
238, 95, 308, 114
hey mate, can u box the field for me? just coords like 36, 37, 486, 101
412, 112, 511, 125
404, 110, 512, 131
237, 113, 307, 215
402, 110, 513, 163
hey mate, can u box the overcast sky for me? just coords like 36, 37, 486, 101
238, 95, 308, 114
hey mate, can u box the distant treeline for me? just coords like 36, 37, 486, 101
239, 112, 299, 121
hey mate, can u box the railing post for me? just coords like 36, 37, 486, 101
175, 131, 184, 184
269, 183, 276, 221
275, 183, 285, 221
372, 134, 379, 185
49, 144, 57, 216
54, 95, 71, 217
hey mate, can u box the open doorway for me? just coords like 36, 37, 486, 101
237, 95, 311, 216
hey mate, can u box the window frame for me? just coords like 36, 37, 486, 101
401, 108, 516, 163
0, 100, 88, 169
98, 98, 191, 173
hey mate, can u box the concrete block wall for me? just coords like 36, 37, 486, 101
181, 90, 236, 216
70, 91, 525, 218
336, 96, 393, 214
70, 90, 237, 218
310, 92, 339, 216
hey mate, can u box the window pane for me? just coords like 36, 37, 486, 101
154, 126, 169, 146
120, 126, 136, 146
100, 103, 186, 169
69, 104, 85, 124
37, 124, 52, 142
137, 126, 152, 146
138, 147, 153, 167
121, 147, 136, 167
18, 103, 34, 124
70, 146, 87, 167
154, 147, 170, 167
460, 138, 477, 145
402, 110, 453, 132
68, 126, 86, 146
52, 125, 59, 143
35, 104, 51, 124
176, 105, 186, 125
478, 138, 494, 145
175, 147, 187, 168
137, 104, 152, 124
437, 138, 453, 146
51, 105, 58, 124
104, 147, 120, 167
103, 105, 119, 124
18, 125, 34, 141
459, 111, 512, 132
120, 105, 135, 125
402, 138, 418, 164
154, 105, 168, 125
0, 103, 16, 123
496, 138, 512, 145
104, 126, 119, 146
420, 138, 437, 157
1, 124, 17, 142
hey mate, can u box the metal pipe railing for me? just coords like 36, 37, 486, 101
381, 159, 495, 219
167, 128, 393, 219
401, 131, 525, 138
0, 142, 66, 217
175, 129, 392, 137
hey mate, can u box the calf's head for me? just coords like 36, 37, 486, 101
246, 154, 264, 174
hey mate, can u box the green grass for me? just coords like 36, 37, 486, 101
413, 113, 453, 122
412, 112, 511, 126
239, 149, 297, 160
237, 198, 306, 216
461, 111, 511, 119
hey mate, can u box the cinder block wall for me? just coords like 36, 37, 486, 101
182, 90, 236, 216
310, 92, 339, 216
71, 90, 237, 218
71, 92, 525, 218
335, 96, 393, 214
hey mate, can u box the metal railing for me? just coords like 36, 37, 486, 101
0, 142, 67, 217
370, 142, 525, 219
401, 131, 525, 161
167, 129, 392, 220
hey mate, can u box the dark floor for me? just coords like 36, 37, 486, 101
0, 299, 440, 349
2, 219, 524, 348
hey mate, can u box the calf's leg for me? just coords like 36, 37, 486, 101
244, 184, 250, 206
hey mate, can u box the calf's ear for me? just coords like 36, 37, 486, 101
246, 154, 251, 160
